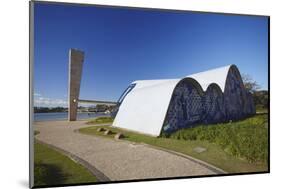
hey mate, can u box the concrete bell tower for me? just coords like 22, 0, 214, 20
68, 49, 84, 121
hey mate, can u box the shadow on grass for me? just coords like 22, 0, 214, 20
34, 162, 69, 187
256, 112, 268, 115
103, 131, 130, 140
97, 130, 130, 140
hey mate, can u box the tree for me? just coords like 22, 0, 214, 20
252, 90, 268, 110
242, 74, 268, 111
241, 74, 260, 93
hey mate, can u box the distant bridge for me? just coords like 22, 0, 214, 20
68, 49, 119, 121
78, 99, 118, 106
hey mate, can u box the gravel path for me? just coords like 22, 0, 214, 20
34, 120, 218, 181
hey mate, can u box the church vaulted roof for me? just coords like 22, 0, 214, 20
113, 65, 240, 136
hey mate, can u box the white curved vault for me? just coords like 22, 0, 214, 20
112, 65, 255, 136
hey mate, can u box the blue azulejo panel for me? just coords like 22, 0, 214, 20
162, 67, 255, 134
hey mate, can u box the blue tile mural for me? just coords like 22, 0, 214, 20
204, 85, 225, 124
162, 68, 255, 134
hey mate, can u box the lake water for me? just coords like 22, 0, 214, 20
34, 112, 109, 121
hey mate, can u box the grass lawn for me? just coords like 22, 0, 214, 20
86, 117, 114, 125
34, 141, 97, 187
80, 115, 268, 174
256, 109, 268, 114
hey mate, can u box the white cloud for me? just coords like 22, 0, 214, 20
34, 95, 94, 108
34, 95, 68, 107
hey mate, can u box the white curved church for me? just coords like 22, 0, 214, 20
112, 65, 255, 136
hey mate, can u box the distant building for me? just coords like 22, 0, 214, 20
113, 65, 255, 136
85, 105, 117, 113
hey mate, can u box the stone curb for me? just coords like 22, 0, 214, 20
35, 139, 111, 182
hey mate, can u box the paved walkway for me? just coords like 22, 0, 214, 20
34, 120, 219, 181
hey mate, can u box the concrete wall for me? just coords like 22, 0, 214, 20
68, 49, 84, 121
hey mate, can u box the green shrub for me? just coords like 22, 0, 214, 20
165, 115, 268, 163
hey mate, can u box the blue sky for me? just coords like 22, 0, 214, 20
34, 2, 268, 107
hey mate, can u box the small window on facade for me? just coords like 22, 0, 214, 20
117, 83, 136, 104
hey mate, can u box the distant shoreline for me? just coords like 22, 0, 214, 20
34, 112, 105, 114
34, 112, 109, 122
